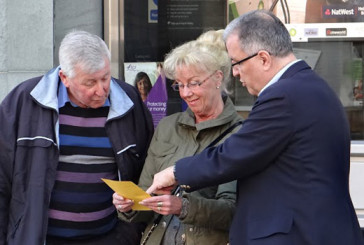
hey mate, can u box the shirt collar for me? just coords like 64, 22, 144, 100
258, 59, 301, 96
58, 82, 110, 108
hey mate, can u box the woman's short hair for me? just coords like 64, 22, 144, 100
59, 30, 111, 78
163, 29, 231, 92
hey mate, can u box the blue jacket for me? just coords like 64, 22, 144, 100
175, 60, 364, 245
0, 67, 154, 245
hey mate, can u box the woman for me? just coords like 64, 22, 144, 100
113, 30, 243, 245
134, 71, 153, 101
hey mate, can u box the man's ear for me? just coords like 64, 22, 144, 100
258, 50, 272, 71
59, 70, 69, 87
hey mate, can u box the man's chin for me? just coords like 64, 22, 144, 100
89, 101, 106, 109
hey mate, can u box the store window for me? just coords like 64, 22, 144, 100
233, 40, 364, 140
107, 0, 364, 137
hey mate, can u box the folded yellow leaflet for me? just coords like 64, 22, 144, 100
102, 178, 151, 211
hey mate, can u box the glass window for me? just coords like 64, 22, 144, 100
231, 41, 364, 140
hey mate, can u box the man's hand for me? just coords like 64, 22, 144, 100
146, 166, 177, 195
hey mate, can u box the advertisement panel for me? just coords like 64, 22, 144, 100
230, 0, 364, 40
124, 62, 167, 128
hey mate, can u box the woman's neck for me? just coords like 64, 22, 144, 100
195, 99, 224, 124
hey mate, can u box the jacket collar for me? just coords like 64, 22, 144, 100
30, 66, 133, 120
280, 60, 310, 80
178, 95, 238, 131
258, 59, 301, 96
258, 60, 311, 98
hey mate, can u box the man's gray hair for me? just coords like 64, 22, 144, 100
223, 10, 293, 57
59, 30, 111, 78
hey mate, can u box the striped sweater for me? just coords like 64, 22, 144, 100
47, 102, 118, 239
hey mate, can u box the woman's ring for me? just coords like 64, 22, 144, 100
157, 201, 163, 207
158, 206, 161, 211
118, 205, 122, 210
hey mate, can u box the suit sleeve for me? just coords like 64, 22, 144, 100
175, 91, 294, 190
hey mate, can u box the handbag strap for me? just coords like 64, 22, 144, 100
140, 186, 181, 245
206, 120, 243, 148
140, 120, 243, 245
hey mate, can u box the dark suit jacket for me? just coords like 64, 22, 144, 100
175, 60, 364, 245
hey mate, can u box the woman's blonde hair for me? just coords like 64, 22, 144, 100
163, 29, 231, 93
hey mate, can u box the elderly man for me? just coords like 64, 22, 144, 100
145, 10, 364, 245
0, 30, 153, 245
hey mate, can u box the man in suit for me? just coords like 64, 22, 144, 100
144, 10, 364, 245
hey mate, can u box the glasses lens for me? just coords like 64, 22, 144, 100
188, 81, 199, 89
171, 84, 180, 91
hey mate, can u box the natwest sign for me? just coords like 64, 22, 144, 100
327, 8, 355, 16
323, 5, 356, 18
322, 4, 364, 21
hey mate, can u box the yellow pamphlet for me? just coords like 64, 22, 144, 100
102, 178, 151, 210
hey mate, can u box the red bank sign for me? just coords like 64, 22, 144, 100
323, 5, 364, 19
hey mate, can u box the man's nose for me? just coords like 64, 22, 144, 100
95, 82, 106, 96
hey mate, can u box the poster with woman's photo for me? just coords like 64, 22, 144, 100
124, 62, 167, 128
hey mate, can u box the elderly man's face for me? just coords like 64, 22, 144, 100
60, 58, 111, 109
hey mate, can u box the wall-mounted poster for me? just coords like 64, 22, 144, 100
125, 0, 228, 62
124, 62, 167, 128
124, 62, 160, 88
229, 0, 364, 41
229, 0, 364, 24
124, 0, 159, 62
305, 0, 364, 23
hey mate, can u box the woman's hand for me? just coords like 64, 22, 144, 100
112, 192, 134, 212
139, 195, 182, 215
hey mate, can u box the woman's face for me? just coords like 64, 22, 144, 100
175, 66, 222, 121
137, 78, 149, 96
